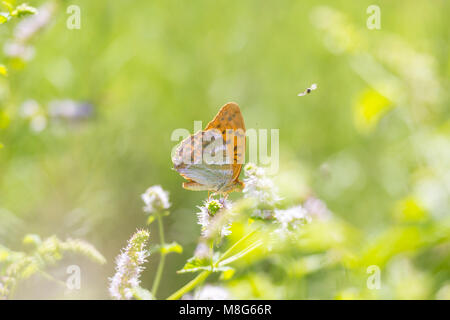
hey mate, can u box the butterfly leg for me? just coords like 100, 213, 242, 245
218, 193, 228, 204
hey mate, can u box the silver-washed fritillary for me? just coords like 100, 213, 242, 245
172, 102, 246, 194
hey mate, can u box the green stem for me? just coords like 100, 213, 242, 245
217, 229, 256, 264
209, 240, 214, 269
166, 230, 259, 300
152, 214, 166, 297
166, 270, 211, 300
39, 270, 67, 287
218, 240, 263, 267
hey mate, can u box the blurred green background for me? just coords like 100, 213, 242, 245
1, 0, 449, 299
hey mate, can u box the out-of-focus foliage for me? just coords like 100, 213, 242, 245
0, 233, 105, 299
0, 0, 449, 299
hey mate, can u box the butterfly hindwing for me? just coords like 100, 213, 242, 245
173, 130, 234, 191
172, 102, 246, 193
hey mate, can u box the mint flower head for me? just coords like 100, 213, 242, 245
194, 241, 210, 259
109, 229, 150, 300
14, 3, 55, 42
274, 205, 311, 232
303, 196, 332, 220
196, 198, 232, 238
194, 284, 231, 300
182, 284, 231, 300
243, 163, 282, 219
272, 205, 313, 242
141, 185, 170, 214
206, 199, 222, 216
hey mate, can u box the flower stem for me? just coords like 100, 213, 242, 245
166, 230, 259, 300
217, 229, 256, 264
209, 240, 214, 269
39, 270, 67, 287
166, 270, 211, 300
152, 213, 166, 297
217, 239, 263, 266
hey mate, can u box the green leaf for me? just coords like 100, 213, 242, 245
160, 242, 183, 254
219, 268, 235, 280
0, 246, 10, 261
0, 64, 7, 76
146, 215, 155, 225
149, 242, 183, 255
0, 110, 11, 129
177, 255, 232, 274
11, 3, 37, 17
2, 1, 14, 13
0, 13, 8, 24
23, 234, 42, 247
394, 196, 428, 223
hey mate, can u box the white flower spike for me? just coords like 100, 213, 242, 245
141, 185, 171, 214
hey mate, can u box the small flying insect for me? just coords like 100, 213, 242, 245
298, 83, 317, 96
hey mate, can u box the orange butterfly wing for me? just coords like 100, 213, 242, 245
205, 102, 246, 182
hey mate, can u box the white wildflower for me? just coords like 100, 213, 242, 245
30, 115, 47, 133
19, 100, 47, 133
109, 230, 150, 300
48, 99, 93, 121
194, 242, 210, 259
14, 3, 55, 42
3, 41, 35, 61
274, 205, 311, 233
3, 3, 54, 63
196, 198, 232, 238
436, 283, 450, 300
20, 100, 40, 118
243, 163, 281, 218
304, 196, 332, 220
193, 284, 231, 300
0, 279, 8, 300
141, 185, 170, 214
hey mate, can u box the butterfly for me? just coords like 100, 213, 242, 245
172, 102, 246, 195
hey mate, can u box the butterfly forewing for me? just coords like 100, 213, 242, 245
205, 102, 246, 182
